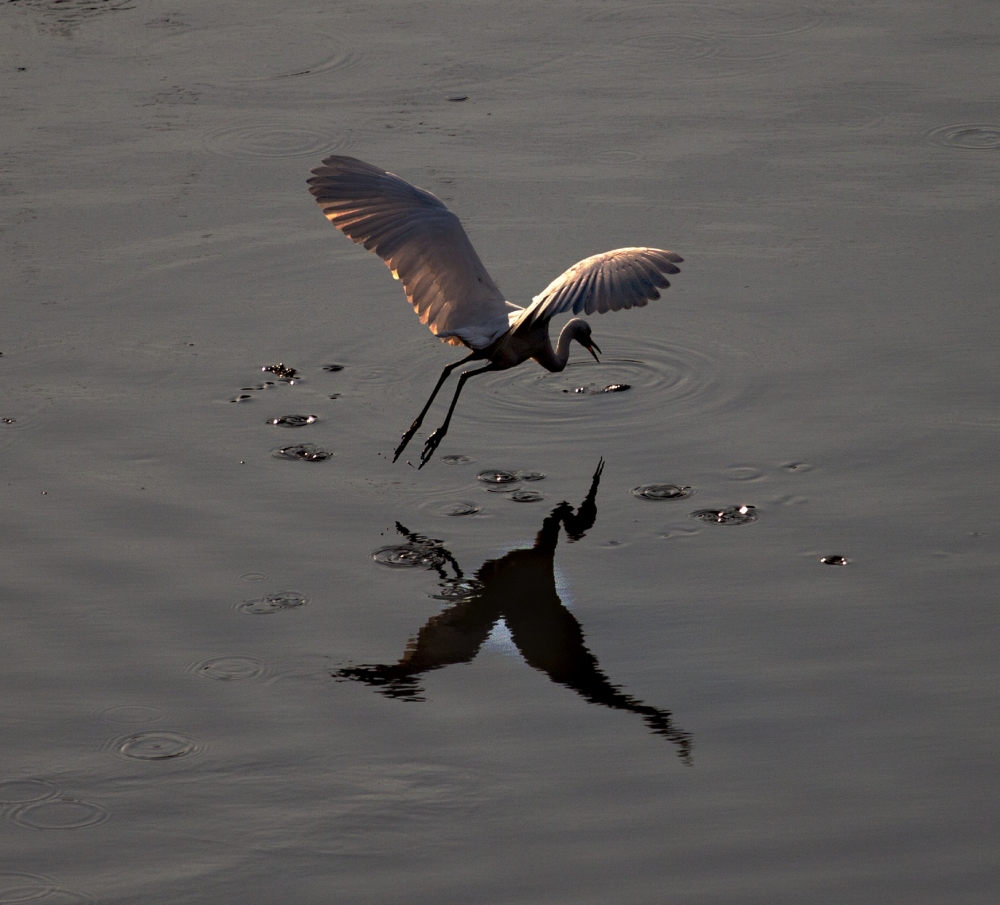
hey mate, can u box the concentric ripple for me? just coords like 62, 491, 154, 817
110, 731, 200, 761
926, 123, 1000, 150
204, 120, 350, 161
0, 872, 54, 903
0, 872, 93, 904
586, 0, 824, 36
94, 704, 164, 724
507, 490, 545, 502
190, 656, 267, 681
237, 591, 309, 615
432, 501, 482, 517
0, 779, 58, 804
146, 26, 360, 83
691, 505, 758, 525
10, 798, 109, 830
478, 335, 738, 439
632, 484, 693, 501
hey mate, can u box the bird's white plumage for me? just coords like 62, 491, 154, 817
309, 156, 682, 354
308, 156, 510, 348
307, 155, 685, 466
510, 247, 683, 334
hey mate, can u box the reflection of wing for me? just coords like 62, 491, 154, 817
514, 247, 682, 332
308, 156, 514, 349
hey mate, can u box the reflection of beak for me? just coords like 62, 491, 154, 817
587, 340, 601, 363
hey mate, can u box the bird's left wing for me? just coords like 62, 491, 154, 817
308, 156, 511, 349
512, 247, 682, 333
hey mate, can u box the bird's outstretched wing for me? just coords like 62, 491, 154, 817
512, 247, 683, 332
308, 156, 513, 349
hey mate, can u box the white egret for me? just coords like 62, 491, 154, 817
308, 155, 683, 466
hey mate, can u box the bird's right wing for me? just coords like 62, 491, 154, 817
308, 156, 512, 349
512, 247, 683, 333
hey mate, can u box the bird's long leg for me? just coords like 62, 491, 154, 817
393, 353, 477, 462
418, 363, 496, 468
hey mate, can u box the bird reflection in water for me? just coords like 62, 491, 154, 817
336, 461, 692, 762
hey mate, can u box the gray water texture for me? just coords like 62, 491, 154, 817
2, 0, 998, 902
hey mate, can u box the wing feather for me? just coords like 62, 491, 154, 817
513, 247, 683, 332
309, 155, 510, 349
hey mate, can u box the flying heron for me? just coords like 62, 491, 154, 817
308, 155, 683, 466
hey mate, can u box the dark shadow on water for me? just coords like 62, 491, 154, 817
336, 460, 693, 762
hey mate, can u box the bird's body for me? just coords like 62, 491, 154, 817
308, 155, 683, 465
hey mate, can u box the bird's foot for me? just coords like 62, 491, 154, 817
418, 428, 447, 469
392, 420, 422, 463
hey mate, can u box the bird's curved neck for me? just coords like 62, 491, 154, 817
535, 321, 577, 373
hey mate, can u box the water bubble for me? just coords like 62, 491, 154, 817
691, 505, 758, 525
821, 555, 848, 566
515, 470, 545, 481
0, 779, 58, 804
442, 454, 473, 464
230, 394, 253, 403
10, 798, 109, 830
477, 470, 518, 484
237, 591, 309, 615
1, 419, 16, 425
372, 545, 449, 570
191, 656, 266, 681
266, 415, 317, 427
507, 490, 544, 502
272, 444, 332, 461
632, 484, 693, 500
431, 578, 484, 601
322, 364, 345, 372
111, 731, 200, 761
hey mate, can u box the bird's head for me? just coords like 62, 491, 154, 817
569, 318, 602, 363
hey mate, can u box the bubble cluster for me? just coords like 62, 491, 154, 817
691, 505, 758, 525
266, 414, 318, 427
431, 578, 485, 601
237, 591, 309, 614
272, 444, 332, 461
372, 545, 450, 570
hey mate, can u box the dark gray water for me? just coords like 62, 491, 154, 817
2, 0, 998, 902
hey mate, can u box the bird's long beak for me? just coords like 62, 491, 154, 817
587, 340, 601, 363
